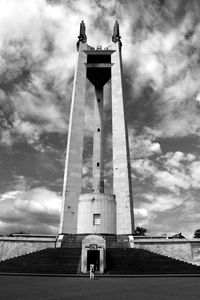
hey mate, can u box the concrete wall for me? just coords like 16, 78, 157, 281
0, 235, 56, 262
2, 234, 200, 266
60, 42, 87, 234
110, 42, 134, 235
77, 193, 116, 234
133, 238, 200, 264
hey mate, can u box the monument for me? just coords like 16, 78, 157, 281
0, 21, 200, 276
59, 20, 134, 238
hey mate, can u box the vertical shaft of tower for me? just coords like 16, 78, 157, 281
110, 41, 134, 235
59, 42, 87, 234
92, 87, 104, 193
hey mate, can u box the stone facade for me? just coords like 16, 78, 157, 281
77, 193, 116, 234
0, 235, 56, 262
132, 238, 200, 265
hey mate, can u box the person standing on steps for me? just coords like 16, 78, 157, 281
89, 264, 95, 279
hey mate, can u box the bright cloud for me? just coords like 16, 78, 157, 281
142, 193, 183, 212
0, 0, 72, 146
1, 0, 200, 237
133, 158, 158, 178
133, 151, 200, 193
121, 1, 200, 139
154, 169, 190, 193
133, 149, 200, 235
130, 132, 162, 159
0, 186, 61, 234
189, 161, 200, 189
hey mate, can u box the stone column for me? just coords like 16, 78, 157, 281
59, 42, 87, 234
92, 86, 104, 193
111, 42, 134, 235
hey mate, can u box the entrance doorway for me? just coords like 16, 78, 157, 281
87, 250, 100, 271
81, 235, 105, 273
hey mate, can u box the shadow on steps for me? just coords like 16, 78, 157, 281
0, 247, 200, 275
106, 248, 200, 274
0, 248, 81, 274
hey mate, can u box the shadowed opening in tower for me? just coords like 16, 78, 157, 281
87, 250, 100, 271
86, 53, 112, 87
87, 55, 111, 63
87, 68, 111, 87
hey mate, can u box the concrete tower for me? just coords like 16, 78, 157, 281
59, 21, 134, 236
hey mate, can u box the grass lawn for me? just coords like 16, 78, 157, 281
0, 276, 200, 300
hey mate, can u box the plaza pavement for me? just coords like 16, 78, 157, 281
0, 275, 200, 300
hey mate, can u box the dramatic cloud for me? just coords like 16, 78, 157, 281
0, 185, 61, 234
133, 151, 200, 192
129, 129, 162, 159
119, 0, 200, 138
0, 0, 75, 147
133, 150, 200, 236
1, 0, 200, 236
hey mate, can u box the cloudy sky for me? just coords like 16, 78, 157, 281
1, 0, 200, 237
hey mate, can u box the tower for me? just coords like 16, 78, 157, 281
59, 21, 134, 236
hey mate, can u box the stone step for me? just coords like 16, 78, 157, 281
106, 248, 200, 274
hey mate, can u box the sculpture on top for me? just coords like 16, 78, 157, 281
77, 20, 87, 50
112, 20, 122, 47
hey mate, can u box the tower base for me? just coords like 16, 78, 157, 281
56, 233, 133, 274
57, 233, 132, 248
77, 193, 116, 234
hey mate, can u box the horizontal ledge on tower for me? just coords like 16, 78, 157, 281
86, 63, 113, 68
84, 50, 115, 55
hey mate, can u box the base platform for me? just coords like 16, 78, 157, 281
0, 234, 200, 274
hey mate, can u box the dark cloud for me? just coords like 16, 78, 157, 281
1, 0, 200, 236
0, 186, 60, 234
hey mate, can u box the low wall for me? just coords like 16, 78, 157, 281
133, 238, 200, 264
1, 234, 200, 265
0, 235, 57, 262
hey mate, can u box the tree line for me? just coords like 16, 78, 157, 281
134, 227, 200, 239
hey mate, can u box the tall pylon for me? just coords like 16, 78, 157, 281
59, 21, 134, 235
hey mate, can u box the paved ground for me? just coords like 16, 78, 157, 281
0, 276, 200, 300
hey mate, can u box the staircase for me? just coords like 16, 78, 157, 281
106, 248, 200, 274
0, 248, 81, 274
0, 247, 200, 274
